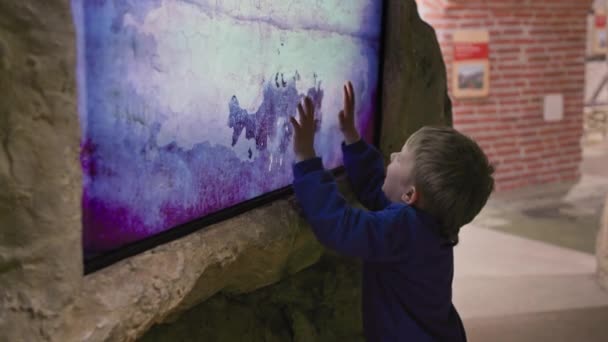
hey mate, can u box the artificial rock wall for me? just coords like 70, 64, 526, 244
0, 1, 451, 341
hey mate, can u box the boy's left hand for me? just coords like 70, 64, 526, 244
290, 97, 317, 162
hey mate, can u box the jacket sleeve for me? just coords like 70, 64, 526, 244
342, 140, 391, 211
293, 157, 409, 262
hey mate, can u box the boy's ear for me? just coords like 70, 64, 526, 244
401, 186, 418, 205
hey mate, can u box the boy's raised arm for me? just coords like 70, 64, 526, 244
342, 140, 390, 211
293, 158, 409, 261
290, 94, 408, 261
339, 81, 390, 211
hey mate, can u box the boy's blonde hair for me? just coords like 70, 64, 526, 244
406, 126, 495, 245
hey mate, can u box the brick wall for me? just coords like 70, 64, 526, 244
418, 0, 592, 191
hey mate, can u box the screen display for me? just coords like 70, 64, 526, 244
73, 0, 384, 259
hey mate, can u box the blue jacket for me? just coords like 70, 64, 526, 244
292, 140, 467, 342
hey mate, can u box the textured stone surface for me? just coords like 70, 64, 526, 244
60, 198, 328, 341
0, 1, 83, 341
597, 194, 608, 291
140, 253, 364, 342
0, 0, 451, 341
380, 0, 452, 159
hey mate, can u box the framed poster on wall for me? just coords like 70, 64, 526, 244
72, 0, 387, 273
452, 30, 490, 99
593, 12, 608, 55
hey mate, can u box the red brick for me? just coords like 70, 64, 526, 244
424, 1, 586, 191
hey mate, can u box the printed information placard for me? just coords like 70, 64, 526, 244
593, 13, 607, 55
453, 30, 490, 99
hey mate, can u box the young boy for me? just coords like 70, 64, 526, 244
289, 82, 494, 341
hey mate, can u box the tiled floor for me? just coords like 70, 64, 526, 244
464, 306, 608, 342
453, 140, 608, 341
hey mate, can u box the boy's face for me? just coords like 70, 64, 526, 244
382, 143, 416, 203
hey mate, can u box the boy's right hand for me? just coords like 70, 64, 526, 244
338, 81, 361, 145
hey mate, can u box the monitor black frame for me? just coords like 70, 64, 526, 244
84, 1, 389, 274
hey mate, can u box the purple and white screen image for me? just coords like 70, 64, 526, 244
73, 0, 384, 257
